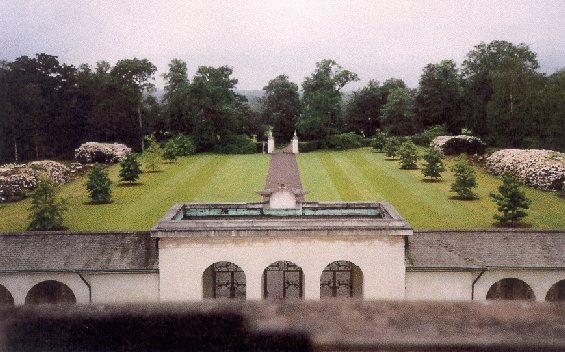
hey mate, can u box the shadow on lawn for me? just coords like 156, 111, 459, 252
82, 200, 114, 206
448, 195, 480, 201
117, 182, 144, 187
421, 179, 445, 183
492, 222, 533, 229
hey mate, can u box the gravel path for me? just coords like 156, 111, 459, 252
262, 149, 304, 202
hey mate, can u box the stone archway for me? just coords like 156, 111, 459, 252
486, 278, 535, 300
0, 284, 14, 305
263, 261, 304, 299
546, 280, 565, 301
320, 261, 363, 299
202, 261, 246, 299
25, 280, 76, 305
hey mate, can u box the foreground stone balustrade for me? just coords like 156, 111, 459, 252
2, 300, 565, 351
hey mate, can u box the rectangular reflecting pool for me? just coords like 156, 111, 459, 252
178, 203, 390, 220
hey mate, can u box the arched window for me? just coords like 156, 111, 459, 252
486, 278, 535, 300
25, 280, 76, 305
546, 280, 565, 301
0, 284, 14, 305
203, 262, 246, 299
263, 261, 303, 299
320, 261, 363, 298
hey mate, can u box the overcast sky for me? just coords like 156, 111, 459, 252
1, 0, 565, 91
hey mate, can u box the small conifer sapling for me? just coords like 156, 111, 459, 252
450, 154, 477, 200
120, 153, 142, 183
372, 129, 388, 152
421, 147, 446, 181
143, 135, 163, 173
490, 173, 531, 224
162, 139, 178, 162
384, 137, 401, 159
397, 140, 419, 169
86, 163, 112, 204
28, 178, 67, 231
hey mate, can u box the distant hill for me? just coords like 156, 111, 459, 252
237, 90, 264, 110
150, 89, 351, 109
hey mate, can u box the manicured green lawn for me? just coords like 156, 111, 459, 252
2, 148, 563, 231
0, 153, 269, 232
298, 148, 565, 229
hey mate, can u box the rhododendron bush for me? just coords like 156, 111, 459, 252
0, 161, 81, 203
74, 142, 131, 164
431, 135, 486, 155
486, 149, 565, 191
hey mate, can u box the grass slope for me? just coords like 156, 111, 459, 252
298, 148, 565, 229
0, 154, 269, 232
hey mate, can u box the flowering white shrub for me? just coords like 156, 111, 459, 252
486, 149, 565, 191
431, 135, 486, 155
74, 142, 131, 164
0, 160, 74, 203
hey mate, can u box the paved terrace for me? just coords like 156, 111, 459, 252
262, 149, 305, 202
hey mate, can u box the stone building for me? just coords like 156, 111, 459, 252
1, 198, 564, 305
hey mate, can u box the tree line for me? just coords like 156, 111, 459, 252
1, 40, 565, 163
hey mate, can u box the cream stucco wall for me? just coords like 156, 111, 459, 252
85, 273, 159, 304
0, 272, 159, 305
406, 270, 565, 301
473, 270, 565, 301
159, 235, 406, 301
405, 271, 475, 300
0, 272, 90, 305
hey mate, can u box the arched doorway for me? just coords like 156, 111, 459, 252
25, 280, 76, 305
486, 278, 535, 300
263, 261, 303, 299
202, 262, 246, 299
546, 280, 565, 301
0, 284, 14, 305
320, 261, 363, 298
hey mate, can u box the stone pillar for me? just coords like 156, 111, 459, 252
291, 131, 299, 154
303, 265, 321, 300
267, 131, 274, 154
246, 269, 263, 300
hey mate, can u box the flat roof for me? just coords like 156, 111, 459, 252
152, 202, 412, 237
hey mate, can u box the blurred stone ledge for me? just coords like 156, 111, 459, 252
2, 300, 565, 351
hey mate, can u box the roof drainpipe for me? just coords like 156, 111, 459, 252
471, 269, 487, 301
76, 272, 92, 304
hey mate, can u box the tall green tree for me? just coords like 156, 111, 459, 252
486, 60, 544, 147
189, 66, 244, 150
297, 59, 358, 140
261, 74, 301, 142
343, 80, 383, 136
162, 59, 191, 134
540, 69, 565, 151
415, 60, 462, 133
461, 41, 539, 140
110, 58, 157, 151
379, 87, 416, 135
